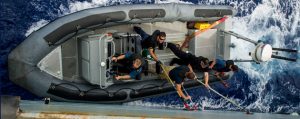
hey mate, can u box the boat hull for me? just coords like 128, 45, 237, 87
8, 3, 234, 103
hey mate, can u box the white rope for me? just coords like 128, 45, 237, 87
196, 79, 246, 111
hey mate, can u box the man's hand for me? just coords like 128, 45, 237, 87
111, 57, 118, 62
204, 83, 210, 89
222, 82, 229, 88
183, 95, 191, 100
219, 72, 225, 77
149, 48, 158, 61
209, 58, 216, 69
115, 75, 120, 80
156, 60, 163, 65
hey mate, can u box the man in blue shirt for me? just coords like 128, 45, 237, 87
169, 65, 195, 100
209, 59, 238, 72
111, 52, 144, 80
209, 59, 239, 87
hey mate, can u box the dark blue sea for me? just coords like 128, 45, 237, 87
1, 0, 299, 114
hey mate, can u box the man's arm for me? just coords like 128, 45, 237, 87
204, 72, 210, 88
115, 75, 131, 80
176, 84, 190, 100
209, 58, 216, 69
112, 54, 125, 62
214, 72, 229, 88
214, 72, 221, 78
149, 48, 158, 61
187, 64, 194, 73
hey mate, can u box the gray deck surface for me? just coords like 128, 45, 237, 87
18, 100, 299, 119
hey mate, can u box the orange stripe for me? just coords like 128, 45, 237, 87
181, 16, 228, 49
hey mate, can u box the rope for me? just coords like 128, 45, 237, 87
195, 78, 249, 112
181, 85, 194, 104
208, 72, 228, 86
159, 64, 200, 110
159, 64, 187, 100
159, 65, 177, 90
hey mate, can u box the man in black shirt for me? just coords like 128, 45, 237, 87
167, 43, 210, 88
169, 65, 195, 100
133, 26, 166, 62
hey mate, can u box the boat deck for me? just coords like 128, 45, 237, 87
18, 100, 299, 119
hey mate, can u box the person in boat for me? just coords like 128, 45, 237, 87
167, 42, 210, 88
209, 59, 239, 87
133, 26, 166, 62
209, 59, 239, 72
169, 65, 196, 100
111, 52, 144, 80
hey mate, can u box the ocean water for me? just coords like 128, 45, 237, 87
1, 0, 299, 114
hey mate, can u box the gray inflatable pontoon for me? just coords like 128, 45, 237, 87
8, 3, 234, 103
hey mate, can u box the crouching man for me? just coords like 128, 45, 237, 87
111, 52, 144, 80
169, 65, 196, 100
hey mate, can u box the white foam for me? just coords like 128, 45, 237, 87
228, 0, 300, 112
67, 0, 107, 14
154, 0, 192, 4
124, 100, 182, 109
25, 19, 49, 37
290, 112, 299, 116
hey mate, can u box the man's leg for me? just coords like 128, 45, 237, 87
133, 26, 150, 41
170, 58, 188, 66
167, 43, 191, 60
